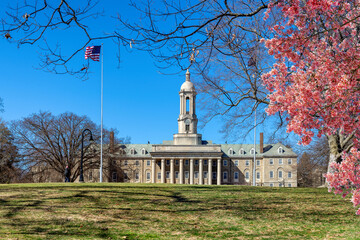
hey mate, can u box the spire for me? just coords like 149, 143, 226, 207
186, 69, 190, 82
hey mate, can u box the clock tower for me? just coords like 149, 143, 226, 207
173, 70, 202, 145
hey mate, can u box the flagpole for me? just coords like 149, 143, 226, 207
100, 43, 104, 183
253, 107, 256, 186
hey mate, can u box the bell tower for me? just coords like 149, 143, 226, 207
173, 70, 202, 145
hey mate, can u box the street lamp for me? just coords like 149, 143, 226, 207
79, 128, 94, 183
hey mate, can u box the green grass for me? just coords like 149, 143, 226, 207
0, 183, 359, 239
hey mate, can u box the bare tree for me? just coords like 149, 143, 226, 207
0, 118, 19, 183
2, 0, 349, 176
10, 111, 126, 182
1, 0, 282, 139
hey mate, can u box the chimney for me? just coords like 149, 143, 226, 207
110, 131, 114, 153
260, 132, 264, 153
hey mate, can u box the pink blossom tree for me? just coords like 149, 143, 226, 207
262, 0, 360, 214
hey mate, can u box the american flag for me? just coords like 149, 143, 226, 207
85, 46, 101, 61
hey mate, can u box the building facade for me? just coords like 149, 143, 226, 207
91, 70, 297, 187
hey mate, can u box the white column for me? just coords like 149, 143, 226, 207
190, 158, 194, 184
161, 159, 165, 183
208, 159, 212, 185
180, 159, 184, 184
151, 159, 156, 183
170, 158, 174, 184
199, 159, 203, 185
217, 158, 221, 185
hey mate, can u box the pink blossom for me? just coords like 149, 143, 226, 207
263, 0, 360, 214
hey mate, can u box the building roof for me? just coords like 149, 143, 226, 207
114, 142, 297, 158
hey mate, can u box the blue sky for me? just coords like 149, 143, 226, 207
0, 0, 272, 145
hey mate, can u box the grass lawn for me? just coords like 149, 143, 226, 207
0, 183, 359, 239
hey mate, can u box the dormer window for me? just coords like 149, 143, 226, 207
130, 148, 135, 155
250, 148, 255, 155
278, 147, 283, 154
239, 148, 245, 155
228, 148, 233, 155
141, 148, 146, 155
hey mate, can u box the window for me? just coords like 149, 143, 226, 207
130, 148, 135, 155
112, 172, 117, 181
228, 148, 233, 155
185, 124, 190, 132
223, 160, 228, 166
212, 172, 216, 179
245, 171, 249, 180
213, 161, 216, 166
270, 171, 274, 178
175, 171, 179, 179
185, 171, 189, 179
195, 160, 199, 165
141, 148, 146, 155
175, 160, 179, 166
279, 159, 283, 165
269, 159, 274, 165
204, 171, 208, 178
239, 148, 244, 155
135, 172, 139, 181
245, 160, 250, 166
124, 172, 128, 180
270, 183, 274, 187
136, 160, 140, 166
250, 148, 255, 155
185, 160, 189, 166
278, 170, 283, 178
279, 183, 283, 187
157, 172, 161, 180
256, 160, 260, 166
146, 160, 150, 166
204, 159, 208, 165
235, 160, 239, 166
223, 172, 228, 180
166, 160, 170, 166
288, 159, 292, 165
278, 147, 283, 154
195, 171, 199, 179
234, 172, 239, 180
89, 172, 93, 181
256, 171, 260, 179
186, 97, 190, 113
288, 171, 292, 178
288, 183, 292, 187
146, 172, 150, 180
124, 160, 128, 166
112, 160, 116, 165
166, 171, 170, 179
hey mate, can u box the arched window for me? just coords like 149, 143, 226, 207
185, 119, 190, 132
141, 148, 146, 155
130, 148, 135, 155
228, 148, 233, 155
186, 97, 190, 113
250, 148, 255, 155
239, 148, 245, 155
278, 147, 283, 154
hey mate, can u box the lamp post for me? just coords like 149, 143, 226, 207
79, 128, 94, 183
